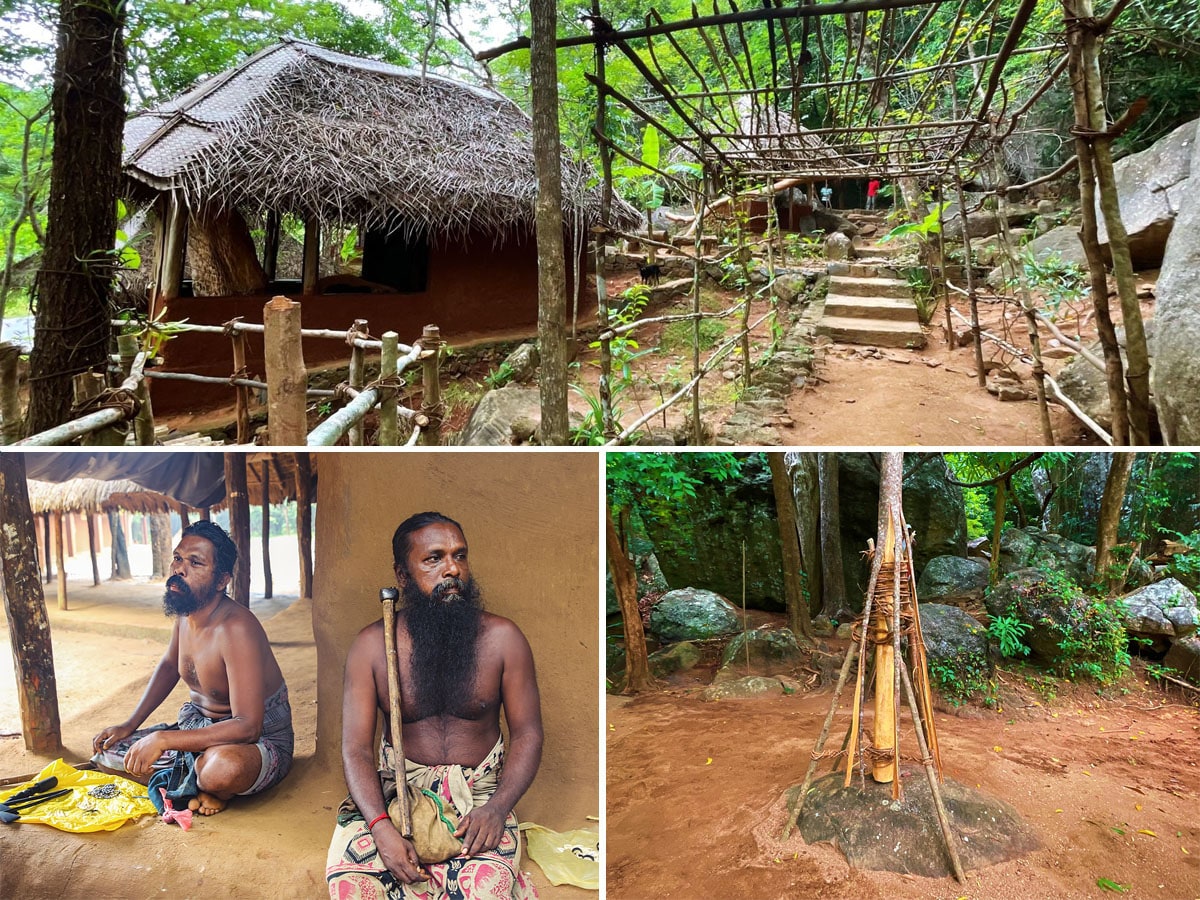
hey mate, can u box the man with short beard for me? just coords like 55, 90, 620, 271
92, 521, 294, 816
326, 512, 543, 900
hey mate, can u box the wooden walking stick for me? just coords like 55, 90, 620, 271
380, 587, 414, 841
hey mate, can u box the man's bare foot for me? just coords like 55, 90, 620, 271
186, 792, 227, 815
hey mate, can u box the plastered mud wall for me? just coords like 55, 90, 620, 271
311, 451, 599, 829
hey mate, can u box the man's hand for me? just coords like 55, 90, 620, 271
92, 722, 135, 755
123, 731, 168, 777
374, 825, 427, 883
454, 802, 507, 856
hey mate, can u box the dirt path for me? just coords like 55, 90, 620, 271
607, 668, 1200, 899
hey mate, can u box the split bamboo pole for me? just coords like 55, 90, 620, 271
263, 295, 308, 446
872, 493, 897, 785
379, 332, 399, 446
348, 319, 367, 447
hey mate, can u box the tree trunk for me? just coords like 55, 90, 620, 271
224, 453, 251, 607
108, 508, 130, 579
989, 478, 1007, 587
817, 453, 848, 619
1095, 452, 1135, 593
25, 0, 125, 434
148, 511, 172, 579
607, 504, 650, 693
530, 0, 569, 445
294, 451, 314, 599
769, 453, 813, 641
186, 204, 268, 296
0, 454, 63, 752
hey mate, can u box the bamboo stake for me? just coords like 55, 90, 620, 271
230, 328, 251, 445
380, 586, 415, 840
379, 332, 399, 446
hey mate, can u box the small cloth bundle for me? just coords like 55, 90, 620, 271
388, 783, 462, 863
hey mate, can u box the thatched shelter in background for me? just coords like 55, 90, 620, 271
122, 39, 637, 415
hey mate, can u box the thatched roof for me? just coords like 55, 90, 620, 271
123, 39, 638, 238
27, 479, 184, 516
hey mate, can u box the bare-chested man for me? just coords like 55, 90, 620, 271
92, 521, 294, 816
326, 512, 543, 900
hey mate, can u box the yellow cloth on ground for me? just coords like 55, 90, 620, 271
0, 759, 155, 832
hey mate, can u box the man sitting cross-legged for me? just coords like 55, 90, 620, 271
92, 521, 294, 816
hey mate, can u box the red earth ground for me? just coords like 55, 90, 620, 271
607, 649, 1200, 900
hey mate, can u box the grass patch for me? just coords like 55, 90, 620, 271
661, 317, 726, 353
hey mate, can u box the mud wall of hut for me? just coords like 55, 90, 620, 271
310, 452, 598, 831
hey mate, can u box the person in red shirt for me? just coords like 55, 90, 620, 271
866, 178, 882, 210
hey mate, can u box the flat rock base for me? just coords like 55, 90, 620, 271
787, 766, 1040, 877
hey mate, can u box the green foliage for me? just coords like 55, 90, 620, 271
1007, 250, 1089, 316
483, 361, 514, 390
1096, 877, 1129, 894
660, 317, 724, 353
783, 231, 825, 261
880, 202, 946, 242
607, 452, 743, 520
962, 486, 992, 539
904, 269, 937, 325
988, 614, 1032, 658
1052, 595, 1132, 685
929, 652, 994, 707
1165, 531, 1200, 589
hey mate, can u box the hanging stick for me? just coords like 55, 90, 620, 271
380, 587, 414, 840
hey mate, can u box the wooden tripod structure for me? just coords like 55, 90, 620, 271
782, 453, 965, 882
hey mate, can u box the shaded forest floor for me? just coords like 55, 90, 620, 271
607, 652, 1200, 899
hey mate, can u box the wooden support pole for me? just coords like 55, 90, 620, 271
179, 506, 190, 529
0, 454, 63, 753
379, 331, 399, 446
872, 508, 897, 784
419, 324, 443, 446
117, 333, 155, 446
87, 512, 100, 586
41, 514, 51, 583
70, 371, 121, 446
108, 509, 131, 579
0, 341, 21, 445
199, 507, 210, 522
263, 296, 308, 446
230, 328, 251, 445
151, 191, 186, 322
294, 452, 313, 600
302, 215, 320, 296
224, 453, 251, 608
348, 319, 366, 447
263, 210, 280, 284
260, 461, 272, 600
52, 512, 67, 611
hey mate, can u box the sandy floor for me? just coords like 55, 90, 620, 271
0, 565, 592, 900
606, 657, 1200, 899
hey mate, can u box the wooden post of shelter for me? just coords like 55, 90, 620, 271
224, 453, 251, 607
108, 509, 131, 579
41, 513, 51, 583
150, 191, 187, 322
199, 506, 210, 521
348, 319, 367, 447
87, 511, 100, 586
379, 332, 399, 446
260, 461, 273, 600
302, 215, 320, 296
52, 512, 67, 610
0, 341, 21, 445
293, 451, 313, 599
0, 453, 63, 753
263, 296, 307, 446
418, 324, 443, 446
263, 210, 280, 284
229, 322, 251, 445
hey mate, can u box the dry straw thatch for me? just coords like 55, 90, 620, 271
26, 479, 184, 516
124, 39, 637, 239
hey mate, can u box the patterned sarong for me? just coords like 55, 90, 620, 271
326, 737, 539, 900
92, 682, 294, 796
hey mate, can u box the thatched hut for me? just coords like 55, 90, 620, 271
123, 39, 635, 415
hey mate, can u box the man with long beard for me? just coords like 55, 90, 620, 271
326, 512, 543, 900
91, 521, 293, 816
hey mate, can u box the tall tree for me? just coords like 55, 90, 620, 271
0, 452, 62, 752
769, 452, 813, 641
1095, 451, 1135, 594
606, 502, 649, 693
529, 0, 569, 444
817, 452, 848, 620
25, 0, 126, 434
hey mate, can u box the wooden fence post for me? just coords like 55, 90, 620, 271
229, 324, 251, 444
379, 332, 398, 446
72, 371, 123, 446
419, 324, 443, 446
0, 454, 63, 753
348, 319, 367, 446
53, 512, 67, 610
117, 333, 155, 445
0, 341, 21, 445
263, 296, 307, 446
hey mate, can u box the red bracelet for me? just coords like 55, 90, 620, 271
366, 812, 389, 831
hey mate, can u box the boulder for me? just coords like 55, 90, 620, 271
500, 342, 539, 384
1152, 119, 1200, 443
1057, 323, 1158, 435
986, 225, 1088, 287
1096, 117, 1195, 268
713, 627, 806, 682
916, 556, 990, 605
825, 232, 854, 260
920, 603, 988, 662
647, 588, 741, 642
996, 526, 1095, 587
813, 208, 859, 239
648, 641, 703, 678
458, 385, 558, 445
701, 675, 785, 700
984, 568, 1093, 663
1119, 578, 1199, 648
943, 206, 1033, 241
1163, 635, 1200, 682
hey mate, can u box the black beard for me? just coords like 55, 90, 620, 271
162, 575, 216, 617
401, 573, 483, 718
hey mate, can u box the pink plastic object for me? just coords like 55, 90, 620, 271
158, 788, 193, 831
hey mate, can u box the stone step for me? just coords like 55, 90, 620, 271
828, 274, 912, 299
855, 242, 907, 259
833, 261, 902, 279
816, 316, 926, 349
823, 294, 921, 322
